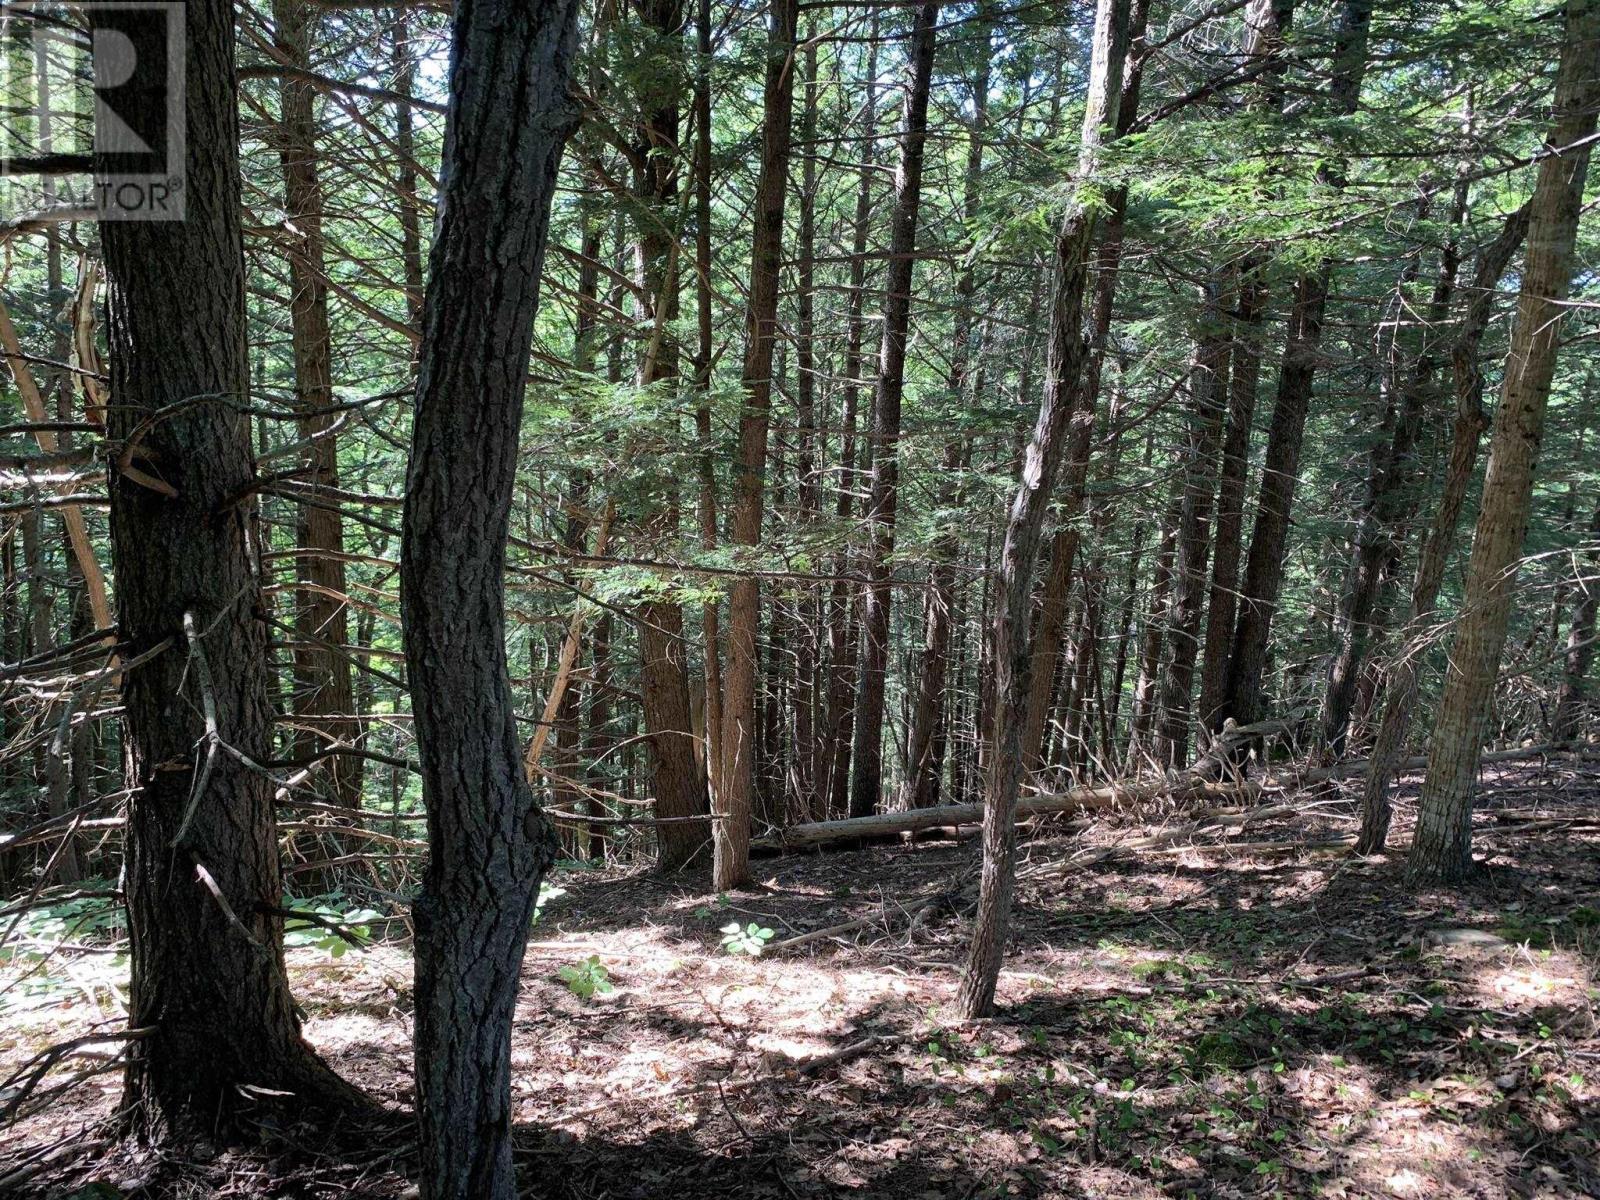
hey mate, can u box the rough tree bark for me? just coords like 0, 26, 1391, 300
629, 0, 710, 872
849, 1, 941, 819
273, 0, 362, 824
714, 0, 799, 890
1152, 293, 1231, 768
398, 1, 581, 1196
1408, 0, 1599, 883
1197, 269, 1264, 727
901, 3, 994, 810
96, 0, 361, 1141
790, 38, 822, 818
1220, 0, 1372, 728
1354, 204, 1530, 852
1196, 0, 1287, 728
1015, 0, 1150, 775
958, 0, 1131, 1020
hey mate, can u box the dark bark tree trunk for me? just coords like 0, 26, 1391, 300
1355, 205, 1530, 852
273, 0, 361, 828
848, 1, 941, 820
1014, 0, 1149, 773
1198, 269, 1264, 728
1152, 294, 1231, 768
629, 0, 710, 873
1318, 185, 1466, 757
398, 1, 581, 1195
958, 0, 1130, 1019
901, 4, 993, 810
1409, 0, 1599, 883
1219, 0, 1372, 728
819, 23, 880, 819
713, 0, 799, 889
97, 0, 361, 1142
693, 0, 723, 802
1553, 494, 1600, 743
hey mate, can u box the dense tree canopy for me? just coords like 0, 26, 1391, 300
0, 0, 1596, 1194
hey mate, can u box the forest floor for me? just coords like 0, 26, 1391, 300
2, 757, 1598, 1199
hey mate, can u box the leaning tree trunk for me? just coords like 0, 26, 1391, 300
96, 0, 361, 1142
1409, 0, 1599, 883
848, 0, 941, 819
714, 0, 799, 890
1014, 0, 1151, 775
1354, 203, 1529, 853
398, 1, 581, 1196
959, 0, 1130, 1020
1318, 184, 1466, 757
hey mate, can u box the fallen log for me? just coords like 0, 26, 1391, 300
750, 742, 1564, 855
750, 776, 1254, 853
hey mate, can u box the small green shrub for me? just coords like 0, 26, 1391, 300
720, 921, 775, 956
557, 954, 614, 999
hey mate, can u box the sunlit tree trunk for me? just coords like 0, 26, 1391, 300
1353, 204, 1530, 853
1409, 0, 1599, 883
959, 0, 1131, 1019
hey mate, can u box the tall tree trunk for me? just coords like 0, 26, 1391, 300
901, 4, 993, 810
958, 0, 1130, 1020
1198, 269, 1264, 727
632, 0, 710, 872
97, 0, 360, 1141
1354, 204, 1530, 852
398, 1, 581, 1194
274, 0, 361, 827
1220, 0, 1372, 728
714, 0, 800, 889
819, 23, 880, 818
1152, 292, 1231, 767
1318, 184, 1466, 756
1408, 0, 1599, 883
1015, 0, 1149, 773
1553, 494, 1600, 743
692, 0, 723, 802
791, 38, 822, 818
848, 1, 941, 818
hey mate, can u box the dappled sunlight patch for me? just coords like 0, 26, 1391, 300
1461, 948, 1591, 1013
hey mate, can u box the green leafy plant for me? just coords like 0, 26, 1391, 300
720, 921, 775, 956
281, 900, 380, 959
557, 954, 614, 999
